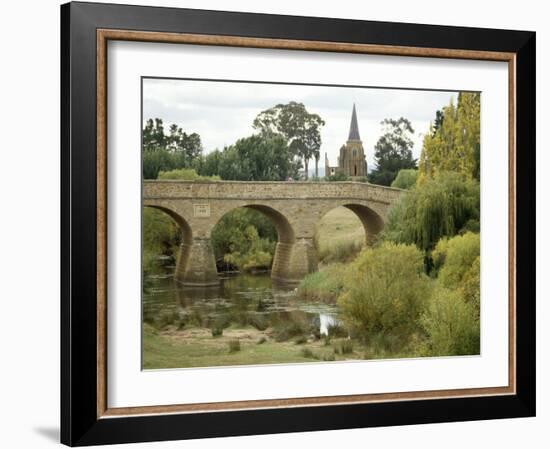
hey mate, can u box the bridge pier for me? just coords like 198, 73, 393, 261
272, 237, 318, 284
174, 238, 219, 287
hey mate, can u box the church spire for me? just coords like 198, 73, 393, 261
348, 103, 361, 141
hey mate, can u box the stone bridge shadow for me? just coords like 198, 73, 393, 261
143, 181, 402, 286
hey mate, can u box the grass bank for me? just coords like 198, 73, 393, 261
141, 323, 412, 369
296, 264, 347, 303
315, 206, 365, 263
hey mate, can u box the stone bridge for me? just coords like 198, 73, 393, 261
143, 181, 403, 286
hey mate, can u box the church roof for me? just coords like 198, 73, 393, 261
348, 103, 361, 141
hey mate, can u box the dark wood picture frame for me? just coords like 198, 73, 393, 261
61, 1, 536, 446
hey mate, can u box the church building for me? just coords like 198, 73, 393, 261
325, 104, 368, 178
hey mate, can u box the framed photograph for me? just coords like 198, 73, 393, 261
61, 2, 535, 446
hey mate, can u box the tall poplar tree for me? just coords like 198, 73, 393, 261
418, 93, 480, 182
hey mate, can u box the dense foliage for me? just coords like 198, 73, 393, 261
210, 208, 277, 270
300, 234, 480, 357
432, 232, 481, 314
297, 92, 481, 359
384, 172, 480, 252
420, 286, 479, 356
368, 118, 417, 186
197, 135, 297, 181
326, 172, 351, 182
418, 92, 480, 182
142, 207, 181, 274
253, 101, 325, 178
142, 118, 204, 179
157, 168, 220, 181
338, 242, 431, 347
390, 169, 418, 189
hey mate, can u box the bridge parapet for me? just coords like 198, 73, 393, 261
143, 181, 403, 205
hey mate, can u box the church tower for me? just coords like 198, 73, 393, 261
337, 104, 367, 178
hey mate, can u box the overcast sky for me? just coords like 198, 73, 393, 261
143, 78, 458, 170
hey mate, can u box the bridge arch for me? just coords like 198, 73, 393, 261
210, 203, 299, 283
144, 204, 192, 244
143, 204, 196, 284
314, 202, 385, 262
342, 203, 385, 244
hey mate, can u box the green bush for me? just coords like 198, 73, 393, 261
211, 208, 277, 271
248, 314, 270, 331
326, 172, 351, 182
158, 168, 220, 181
228, 339, 241, 353
327, 322, 348, 339
421, 287, 480, 356
297, 264, 347, 303
334, 340, 353, 355
211, 326, 223, 338
186, 309, 206, 327
143, 148, 190, 180
460, 256, 480, 313
272, 321, 306, 342
142, 207, 180, 268
294, 336, 308, 345
390, 169, 418, 189
155, 309, 181, 329
223, 226, 274, 271
338, 242, 431, 344
434, 232, 480, 288
301, 348, 318, 359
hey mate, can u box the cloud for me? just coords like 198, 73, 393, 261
143, 78, 457, 167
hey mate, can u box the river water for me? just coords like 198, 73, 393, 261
143, 268, 340, 336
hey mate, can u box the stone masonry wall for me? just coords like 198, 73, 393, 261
143, 181, 403, 285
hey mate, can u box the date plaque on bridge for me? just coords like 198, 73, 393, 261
193, 203, 211, 217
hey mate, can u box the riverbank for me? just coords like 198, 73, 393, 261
142, 323, 375, 369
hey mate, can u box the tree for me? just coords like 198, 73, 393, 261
211, 208, 277, 271
418, 93, 480, 182
421, 286, 480, 356
432, 232, 481, 313
215, 134, 296, 181
166, 123, 203, 160
142, 118, 204, 179
253, 102, 325, 179
369, 118, 416, 186
142, 149, 187, 179
432, 232, 480, 287
390, 169, 418, 189
384, 171, 480, 253
198, 149, 223, 178
338, 242, 431, 346
143, 118, 166, 152
433, 109, 444, 135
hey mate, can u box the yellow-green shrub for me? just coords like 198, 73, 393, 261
434, 232, 480, 287
460, 256, 480, 314
421, 287, 480, 356
337, 242, 431, 345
